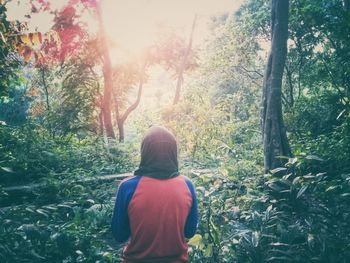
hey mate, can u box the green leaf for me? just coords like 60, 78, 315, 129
288, 157, 298, 165
268, 183, 284, 192
25, 207, 35, 213
188, 234, 202, 247
266, 205, 273, 213
266, 256, 293, 261
102, 252, 113, 261
292, 176, 301, 184
0, 32, 6, 43
336, 109, 346, 120
270, 167, 287, 174
296, 184, 309, 199
305, 155, 324, 161
204, 244, 213, 257
57, 204, 73, 209
269, 242, 290, 247
30, 250, 45, 260
326, 185, 339, 192
252, 231, 260, 247
210, 219, 221, 243
36, 209, 49, 218
0, 166, 14, 173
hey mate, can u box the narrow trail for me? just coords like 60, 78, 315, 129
0, 168, 213, 210
0, 173, 131, 209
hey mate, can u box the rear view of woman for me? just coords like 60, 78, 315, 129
111, 126, 198, 263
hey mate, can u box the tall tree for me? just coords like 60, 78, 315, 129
113, 60, 147, 142
115, 77, 144, 142
173, 15, 197, 105
96, 1, 115, 139
262, 0, 292, 172
113, 57, 149, 142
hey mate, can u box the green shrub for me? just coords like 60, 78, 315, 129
0, 122, 134, 185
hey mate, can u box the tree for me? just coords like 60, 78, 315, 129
115, 75, 144, 142
261, 0, 292, 172
96, 2, 115, 139
154, 24, 197, 105
173, 15, 197, 105
112, 56, 150, 142
0, 3, 23, 96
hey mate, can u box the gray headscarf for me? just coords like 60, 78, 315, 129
134, 126, 179, 179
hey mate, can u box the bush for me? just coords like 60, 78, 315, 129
0, 122, 134, 186
188, 157, 350, 263
0, 179, 123, 263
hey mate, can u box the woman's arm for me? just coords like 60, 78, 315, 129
111, 176, 141, 243
183, 177, 198, 238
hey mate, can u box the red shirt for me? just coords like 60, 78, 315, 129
111, 175, 198, 263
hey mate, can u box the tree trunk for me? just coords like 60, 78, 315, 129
173, 15, 197, 105
40, 66, 50, 111
285, 64, 294, 107
98, 107, 104, 135
97, 2, 115, 139
116, 78, 144, 142
40, 66, 55, 137
117, 119, 125, 142
261, 0, 292, 173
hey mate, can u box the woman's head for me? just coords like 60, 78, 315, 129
134, 126, 179, 179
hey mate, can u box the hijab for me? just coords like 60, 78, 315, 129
134, 126, 179, 179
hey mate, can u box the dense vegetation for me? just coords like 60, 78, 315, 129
1, 0, 349, 262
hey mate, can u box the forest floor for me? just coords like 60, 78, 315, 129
0, 166, 215, 262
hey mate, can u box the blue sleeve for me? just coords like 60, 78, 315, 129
111, 176, 141, 243
183, 176, 198, 238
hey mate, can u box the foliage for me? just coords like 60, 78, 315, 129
52, 55, 101, 136
186, 155, 350, 262
0, 178, 122, 263
0, 79, 33, 126
153, 29, 197, 77
183, 1, 350, 261
0, 123, 133, 185
0, 3, 23, 96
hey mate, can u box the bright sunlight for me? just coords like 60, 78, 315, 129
7, 0, 243, 58
101, 0, 242, 55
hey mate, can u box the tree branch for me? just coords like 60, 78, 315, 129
173, 14, 197, 104
119, 77, 143, 123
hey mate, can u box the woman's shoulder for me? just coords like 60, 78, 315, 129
119, 175, 142, 189
179, 175, 196, 190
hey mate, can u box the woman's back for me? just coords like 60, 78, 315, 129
111, 126, 198, 263
115, 175, 196, 262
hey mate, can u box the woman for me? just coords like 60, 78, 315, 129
111, 126, 198, 263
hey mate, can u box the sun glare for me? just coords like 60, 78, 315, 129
7, 0, 243, 60
100, 0, 243, 59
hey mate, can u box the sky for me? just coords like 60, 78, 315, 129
6, 0, 244, 56
101, 0, 243, 51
